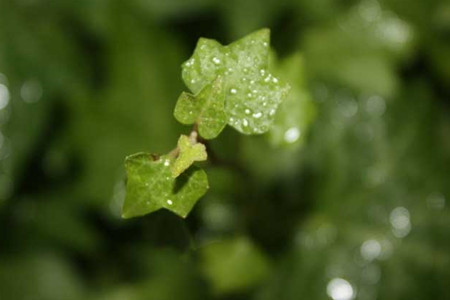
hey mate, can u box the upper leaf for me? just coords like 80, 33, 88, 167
181, 28, 290, 135
171, 134, 207, 177
122, 153, 209, 218
174, 77, 227, 139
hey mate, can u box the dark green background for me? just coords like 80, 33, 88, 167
0, 0, 449, 299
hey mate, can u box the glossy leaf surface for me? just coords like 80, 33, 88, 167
122, 153, 208, 218
181, 29, 290, 135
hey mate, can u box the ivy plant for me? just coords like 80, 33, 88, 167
122, 28, 290, 218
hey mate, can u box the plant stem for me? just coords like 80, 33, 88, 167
168, 123, 200, 159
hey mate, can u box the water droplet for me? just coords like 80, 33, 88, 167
272, 77, 279, 83
164, 160, 170, 166
245, 109, 251, 115
167, 199, 173, 205
190, 79, 196, 84
229, 117, 234, 122
284, 127, 300, 143
243, 119, 249, 127
263, 42, 268, 47
253, 112, 262, 118
212, 57, 221, 64
260, 69, 266, 76
230, 88, 237, 94
243, 68, 249, 74
247, 93, 253, 98
250, 80, 255, 85
264, 75, 271, 83
269, 109, 276, 116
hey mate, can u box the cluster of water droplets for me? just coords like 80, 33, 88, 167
181, 33, 289, 135
184, 58, 195, 84
225, 67, 287, 134
142, 158, 177, 208
162, 159, 175, 206
212, 57, 221, 65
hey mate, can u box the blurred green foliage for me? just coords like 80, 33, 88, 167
0, 0, 449, 299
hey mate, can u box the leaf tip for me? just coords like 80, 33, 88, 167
121, 206, 133, 219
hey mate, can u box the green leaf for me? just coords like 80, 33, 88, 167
171, 135, 207, 177
173, 92, 198, 124
122, 153, 209, 218
174, 77, 227, 139
182, 28, 290, 135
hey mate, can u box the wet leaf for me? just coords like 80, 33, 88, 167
122, 153, 208, 218
174, 77, 227, 139
182, 28, 290, 135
